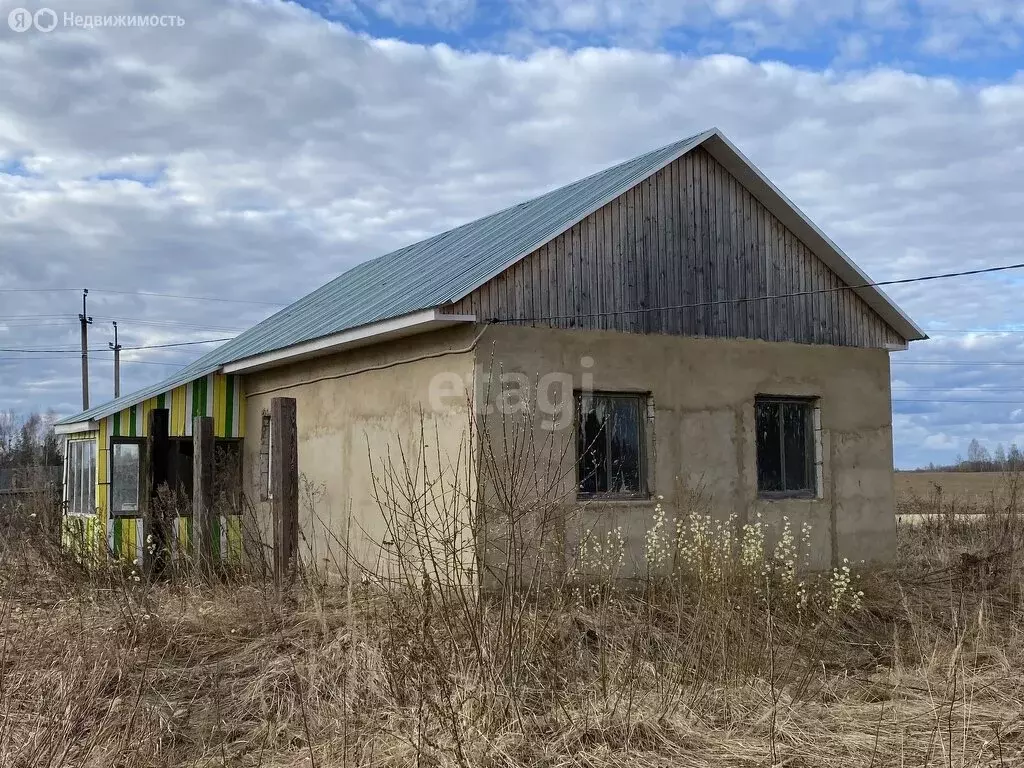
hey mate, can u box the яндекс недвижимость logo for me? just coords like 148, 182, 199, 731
8, 7, 58, 32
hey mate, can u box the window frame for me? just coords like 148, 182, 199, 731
63, 438, 98, 517
109, 437, 145, 518
259, 412, 273, 502
574, 390, 649, 501
754, 395, 818, 500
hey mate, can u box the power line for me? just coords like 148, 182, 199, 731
892, 361, 1024, 366
0, 314, 76, 320
90, 316, 245, 332
0, 287, 284, 306
0, 355, 189, 366
894, 398, 1024, 404
0, 312, 244, 332
95, 289, 284, 306
893, 386, 1024, 392
0, 337, 232, 353
924, 329, 1024, 334
124, 337, 232, 350
497, 261, 1024, 324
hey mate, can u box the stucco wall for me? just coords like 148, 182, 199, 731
241, 321, 896, 581
469, 324, 896, 574
241, 325, 479, 578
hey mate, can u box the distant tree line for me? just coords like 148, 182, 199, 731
918, 438, 1024, 473
0, 411, 62, 489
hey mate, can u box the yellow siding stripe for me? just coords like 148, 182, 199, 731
177, 516, 191, 557
225, 515, 243, 564
126, 518, 137, 561
172, 383, 187, 436
216, 375, 227, 437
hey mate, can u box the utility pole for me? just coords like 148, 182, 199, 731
79, 289, 93, 410
109, 321, 121, 398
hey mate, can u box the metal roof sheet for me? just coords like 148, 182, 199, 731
58, 129, 713, 425
56, 126, 924, 427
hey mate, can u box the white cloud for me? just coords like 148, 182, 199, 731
504, 0, 1023, 56
0, 0, 1023, 467
368, 0, 476, 28
923, 432, 958, 450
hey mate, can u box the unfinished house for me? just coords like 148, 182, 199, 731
55, 127, 925, 572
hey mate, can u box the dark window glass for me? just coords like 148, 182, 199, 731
782, 403, 810, 491
755, 397, 815, 496
756, 401, 783, 492
167, 439, 194, 513
609, 398, 641, 493
576, 393, 645, 496
214, 440, 243, 514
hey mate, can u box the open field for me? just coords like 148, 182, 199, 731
895, 472, 1023, 530
896, 471, 1013, 509
2, 481, 1023, 767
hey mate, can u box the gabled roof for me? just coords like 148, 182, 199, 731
57, 127, 924, 427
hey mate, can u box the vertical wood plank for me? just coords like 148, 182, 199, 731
589, 211, 598, 331
446, 146, 908, 350
693, 151, 707, 336
716, 160, 730, 336
141, 408, 169, 577
192, 415, 214, 575
271, 397, 298, 587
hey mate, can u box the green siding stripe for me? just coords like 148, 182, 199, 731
113, 518, 122, 559
192, 377, 205, 418
129, 407, 137, 437
157, 392, 166, 410
112, 411, 120, 437
225, 375, 234, 437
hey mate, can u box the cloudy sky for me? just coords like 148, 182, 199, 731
1, 0, 1023, 468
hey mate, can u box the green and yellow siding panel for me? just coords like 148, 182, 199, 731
63, 374, 245, 565
106, 515, 242, 566
108, 375, 244, 439
109, 516, 143, 563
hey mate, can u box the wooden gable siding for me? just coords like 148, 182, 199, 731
445, 147, 905, 348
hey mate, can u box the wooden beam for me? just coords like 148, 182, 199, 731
192, 415, 215, 576
141, 408, 169, 577
270, 397, 298, 587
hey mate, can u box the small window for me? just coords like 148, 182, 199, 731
576, 392, 646, 497
259, 412, 272, 501
755, 396, 817, 497
166, 438, 195, 513
214, 440, 243, 515
64, 439, 97, 516
110, 440, 143, 516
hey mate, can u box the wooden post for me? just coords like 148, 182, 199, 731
271, 397, 298, 587
140, 408, 170, 576
192, 415, 215, 576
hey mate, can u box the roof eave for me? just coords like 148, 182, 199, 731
221, 308, 478, 375
54, 420, 99, 435
700, 131, 927, 343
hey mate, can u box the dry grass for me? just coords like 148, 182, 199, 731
896, 472, 1018, 515
2, 480, 1024, 767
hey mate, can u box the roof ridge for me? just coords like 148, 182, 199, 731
55, 127, 731, 426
